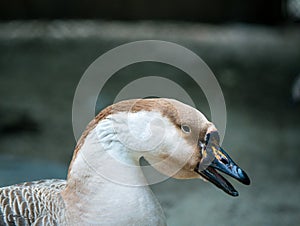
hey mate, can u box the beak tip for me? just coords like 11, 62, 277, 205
239, 170, 251, 185
244, 177, 251, 185
232, 191, 239, 197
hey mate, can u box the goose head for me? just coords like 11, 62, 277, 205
70, 98, 250, 196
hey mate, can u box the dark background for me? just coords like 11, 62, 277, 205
0, 0, 295, 24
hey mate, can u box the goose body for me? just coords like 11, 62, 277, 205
0, 180, 66, 225
0, 98, 250, 225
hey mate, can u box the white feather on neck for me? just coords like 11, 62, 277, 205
64, 111, 169, 225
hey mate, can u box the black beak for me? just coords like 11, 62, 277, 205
195, 146, 250, 197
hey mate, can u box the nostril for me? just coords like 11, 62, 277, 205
220, 158, 228, 165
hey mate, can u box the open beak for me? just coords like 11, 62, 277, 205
195, 145, 250, 197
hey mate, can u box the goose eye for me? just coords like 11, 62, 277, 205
181, 125, 191, 134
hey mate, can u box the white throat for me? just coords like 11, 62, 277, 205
64, 111, 169, 225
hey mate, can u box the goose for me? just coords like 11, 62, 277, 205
0, 98, 250, 226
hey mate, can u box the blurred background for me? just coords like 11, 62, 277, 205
0, 1, 300, 225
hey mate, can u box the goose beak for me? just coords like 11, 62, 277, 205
195, 145, 250, 197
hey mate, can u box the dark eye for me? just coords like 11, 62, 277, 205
181, 125, 191, 134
